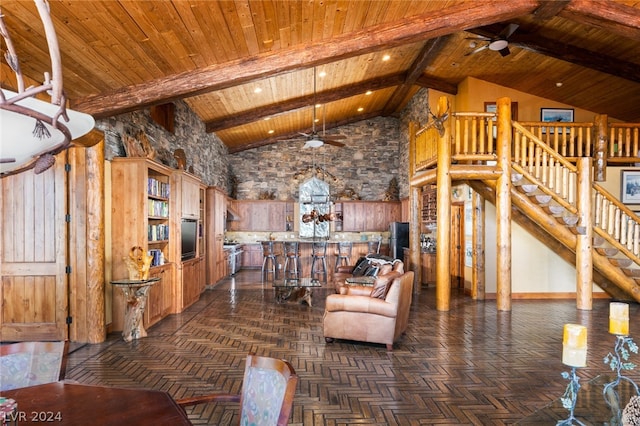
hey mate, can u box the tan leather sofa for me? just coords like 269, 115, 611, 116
333, 256, 404, 294
323, 271, 414, 351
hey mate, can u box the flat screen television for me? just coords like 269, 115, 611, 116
181, 219, 197, 261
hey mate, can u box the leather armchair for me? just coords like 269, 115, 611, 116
323, 271, 414, 351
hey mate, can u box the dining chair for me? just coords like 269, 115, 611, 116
0, 341, 69, 391
177, 353, 298, 426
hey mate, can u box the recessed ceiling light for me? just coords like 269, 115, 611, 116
556, 82, 563, 87
318, 70, 327, 78
382, 54, 390, 61
268, 129, 274, 134
254, 87, 262, 93
263, 116, 271, 121
357, 107, 364, 112
365, 90, 372, 95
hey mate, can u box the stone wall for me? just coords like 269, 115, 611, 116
96, 100, 229, 189
94, 89, 432, 200
228, 115, 401, 201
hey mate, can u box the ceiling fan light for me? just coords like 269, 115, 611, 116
304, 138, 324, 149
488, 39, 508, 51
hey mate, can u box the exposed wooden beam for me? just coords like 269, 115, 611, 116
205, 73, 406, 133
469, 24, 640, 83
562, 0, 640, 41
414, 75, 459, 95
227, 111, 382, 154
532, 0, 570, 20
72, 0, 538, 118
382, 36, 452, 116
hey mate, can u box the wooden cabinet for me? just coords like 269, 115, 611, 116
110, 158, 175, 331
242, 244, 263, 269
227, 200, 290, 231
144, 263, 173, 327
421, 252, 436, 284
181, 257, 203, 309
206, 187, 227, 285
176, 172, 201, 219
339, 201, 401, 231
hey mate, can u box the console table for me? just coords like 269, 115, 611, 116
111, 278, 160, 342
516, 375, 638, 424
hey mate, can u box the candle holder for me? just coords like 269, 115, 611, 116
558, 367, 587, 426
602, 335, 640, 424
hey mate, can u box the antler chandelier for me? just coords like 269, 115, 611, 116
0, 0, 95, 177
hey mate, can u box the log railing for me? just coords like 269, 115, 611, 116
593, 183, 640, 264
609, 123, 640, 161
518, 122, 594, 160
511, 122, 579, 214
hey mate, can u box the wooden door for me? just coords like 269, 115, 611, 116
1, 164, 68, 341
450, 203, 464, 288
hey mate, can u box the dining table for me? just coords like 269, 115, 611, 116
0, 381, 191, 425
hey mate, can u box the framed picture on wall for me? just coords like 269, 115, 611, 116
621, 170, 640, 204
484, 102, 518, 120
540, 108, 574, 123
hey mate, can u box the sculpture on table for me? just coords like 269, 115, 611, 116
123, 246, 153, 280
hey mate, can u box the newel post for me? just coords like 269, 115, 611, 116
594, 114, 608, 182
576, 157, 593, 310
435, 96, 452, 311
495, 97, 512, 311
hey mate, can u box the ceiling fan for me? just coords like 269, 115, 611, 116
465, 23, 519, 57
278, 68, 346, 149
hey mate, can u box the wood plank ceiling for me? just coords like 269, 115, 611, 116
1, 0, 639, 153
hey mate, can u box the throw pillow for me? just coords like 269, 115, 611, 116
370, 275, 394, 299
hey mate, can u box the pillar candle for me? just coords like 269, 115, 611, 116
562, 324, 587, 367
609, 302, 629, 335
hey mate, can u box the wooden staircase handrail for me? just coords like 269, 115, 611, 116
512, 122, 578, 172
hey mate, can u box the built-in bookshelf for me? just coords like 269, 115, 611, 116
110, 158, 176, 331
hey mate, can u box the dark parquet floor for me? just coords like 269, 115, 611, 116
66, 270, 639, 425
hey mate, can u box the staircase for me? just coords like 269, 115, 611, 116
410, 97, 640, 304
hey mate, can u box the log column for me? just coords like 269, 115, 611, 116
408, 121, 422, 293
594, 114, 608, 182
435, 96, 452, 311
576, 157, 593, 310
495, 97, 512, 311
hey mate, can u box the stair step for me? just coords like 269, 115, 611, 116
609, 258, 633, 268
596, 247, 619, 256
544, 204, 566, 216
622, 268, 640, 278
529, 193, 552, 205
511, 173, 524, 183
557, 215, 579, 226
593, 235, 606, 247
518, 184, 539, 194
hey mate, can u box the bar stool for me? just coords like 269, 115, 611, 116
282, 241, 302, 280
310, 241, 328, 282
261, 241, 280, 281
361, 237, 381, 257
334, 241, 353, 271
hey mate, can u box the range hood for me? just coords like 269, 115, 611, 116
227, 205, 241, 221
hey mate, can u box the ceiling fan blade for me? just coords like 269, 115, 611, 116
465, 44, 489, 56
499, 23, 519, 39
324, 134, 346, 140
0, 158, 16, 163
324, 139, 345, 147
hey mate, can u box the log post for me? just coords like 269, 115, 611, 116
436, 96, 452, 311
472, 190, 485, 300
576, 157, 593, 310
410, 185, 422, 293
495, 97, 512, 311
594, 114, 608, 182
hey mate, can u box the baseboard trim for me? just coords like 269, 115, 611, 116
483, 292, 610, 300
